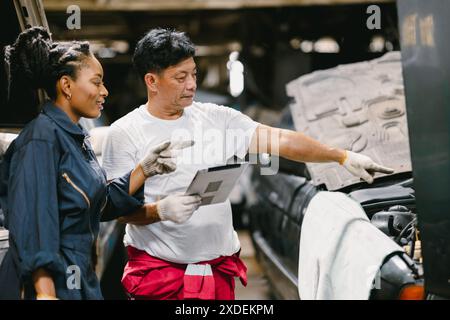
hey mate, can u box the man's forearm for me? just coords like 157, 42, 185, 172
278, 128, 346, 164
251, 124, 346, 164
117, 202, 161, 225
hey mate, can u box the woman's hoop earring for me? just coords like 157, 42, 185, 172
67, 93, 72, 100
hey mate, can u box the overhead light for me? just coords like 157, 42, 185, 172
228, 51, 244, 97
89, 41, 105, 54
110, 40, 129, 54
229, 51, 239, 62
300, 40, 314, 53
88, 40, 129, 58
250, 45, 265, 57
98, 47, 116, 58
385, 41, 394, 51
369, 35, 386, 52
195, 42, 242, 57
202, 64, 220, 88
314, 37, 340, 53
290, 37, 302, 50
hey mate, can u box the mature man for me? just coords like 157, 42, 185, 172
102, 28, 393, 300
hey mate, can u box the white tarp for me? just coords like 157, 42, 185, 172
298, 191, 403, 300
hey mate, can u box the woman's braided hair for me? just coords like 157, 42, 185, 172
4, 26, 91, 100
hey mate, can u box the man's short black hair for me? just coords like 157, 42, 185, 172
133, 28, 195, 81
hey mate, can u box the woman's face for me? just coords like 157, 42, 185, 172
68, 56, 108, 120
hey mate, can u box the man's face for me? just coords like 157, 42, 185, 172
155, 57, 197, 110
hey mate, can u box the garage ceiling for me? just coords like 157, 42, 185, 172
42, 0, 393, 11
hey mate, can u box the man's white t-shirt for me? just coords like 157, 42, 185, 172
102, 101, 259, 263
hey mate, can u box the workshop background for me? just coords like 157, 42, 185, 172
1, 0, 449, 300
43, 0, 398, 300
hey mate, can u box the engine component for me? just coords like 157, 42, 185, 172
370, 205, 415, 238
371, 205, 421, 262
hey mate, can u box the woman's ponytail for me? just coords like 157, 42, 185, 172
5, 26, 91, 102
4, 26, 52, 96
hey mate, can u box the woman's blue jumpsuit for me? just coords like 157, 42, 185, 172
0, 102, 144, 299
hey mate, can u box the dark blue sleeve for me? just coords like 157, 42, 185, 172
100, 170, 145, 222
7, 139, 64, 281
0, 141, 14, 227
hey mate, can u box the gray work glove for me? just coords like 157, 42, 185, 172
341, 150, 394, 184
157, 194, 202, 224
139, 140, 194, 177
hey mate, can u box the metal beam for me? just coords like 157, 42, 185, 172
15, 0, 49, 30
43, 0, 394, 11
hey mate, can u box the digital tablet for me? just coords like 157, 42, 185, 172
185, 162, 249, 206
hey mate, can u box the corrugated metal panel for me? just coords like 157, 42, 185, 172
287, 52, 411, 190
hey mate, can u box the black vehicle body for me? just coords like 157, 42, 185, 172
247, 106, 423, 299
243, 0, 450, 297
246, 49, 431, 299
397, 0, 450, 298
247, 0, 450, 294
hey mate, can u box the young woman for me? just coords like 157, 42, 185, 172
0, 27, 194, 300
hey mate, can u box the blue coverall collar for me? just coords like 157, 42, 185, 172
42, 101, 89, 140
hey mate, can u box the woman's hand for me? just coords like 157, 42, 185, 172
36, 293, 59, 300
33, 268, 58, 300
